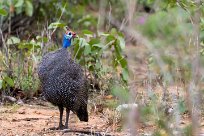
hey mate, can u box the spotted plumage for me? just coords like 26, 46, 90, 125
38, 28, 88, 129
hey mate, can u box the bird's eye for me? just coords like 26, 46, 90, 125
68, 32, 71, 35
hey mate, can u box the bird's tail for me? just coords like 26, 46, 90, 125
77, 106, 88, 122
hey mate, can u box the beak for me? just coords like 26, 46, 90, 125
72, 33, 77, 38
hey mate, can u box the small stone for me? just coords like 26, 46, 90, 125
18, 111, 25, 114
17, 99, 24, 105
180, 121, 185, 124
12, 119, 18, 122
3, 96, 16, 103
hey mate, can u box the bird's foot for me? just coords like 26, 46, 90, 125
64, 125, 68, 129
49, 126, 58, 130
49, 125, 68, 130
58, 124, 69, 130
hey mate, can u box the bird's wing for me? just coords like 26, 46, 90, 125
38, 50, 61, 80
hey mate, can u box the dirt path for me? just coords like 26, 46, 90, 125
1, 94, 204, 135
0, 101, 123, 136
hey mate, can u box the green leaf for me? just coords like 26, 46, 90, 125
183, 125, 192, 136
111, 85, 129, 103
114, 44, 122, 60
2, 80, 6, 89
77, 14, 96, 27
25, 0, 33, 16
122, 68, 129, 81
36, 36, 48, 42
6, 0, 12, 6
178, 100, 187, 114
0, 9, 8, 16
106, 35, 115, 43
48, 22, 66, 29
140, 105, 153, 116
74, 41, 84, 59
84, 44, 91, 55
89, 38, 100, 45
4, 76, 14, 87
88, 65, 94, 71
100, 33, 110, 37
119, 57, 127, 68
79, 38, 88, 47
0, 80, 2, 89
95, 61, 101, 69
15, 0, 24, 7
7, 36, 21, 45
118, 36, 125, 49
110, 28, 117, 35
82, 30, 93, 36
18, 42, 33, 49
157, 119, 166, 129
92, 44, 103, 48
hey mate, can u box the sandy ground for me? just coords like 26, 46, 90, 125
0, 101, 123, 136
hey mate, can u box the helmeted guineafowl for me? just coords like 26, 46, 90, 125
38, 27, 88, 130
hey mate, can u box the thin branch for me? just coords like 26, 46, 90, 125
51, 3, 67, 36
61, 129, 112, 136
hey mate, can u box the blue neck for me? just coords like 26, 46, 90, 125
62, 36, 71, 48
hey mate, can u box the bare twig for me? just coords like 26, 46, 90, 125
51, 3, 67, 36
61, 129, 112, 136
188, 1, 201, 135
125, 0, 137, 28
97, 0, 107, 32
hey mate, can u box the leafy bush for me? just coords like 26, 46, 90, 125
0, 22, 128, 98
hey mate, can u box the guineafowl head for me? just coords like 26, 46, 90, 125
76, 106, 88, 122
62, 27, 76, 48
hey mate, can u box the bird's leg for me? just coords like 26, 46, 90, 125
58, 105, 64, 129
64, 108, 70, 129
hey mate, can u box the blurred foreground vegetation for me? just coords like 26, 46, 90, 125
0, 0, 204, 135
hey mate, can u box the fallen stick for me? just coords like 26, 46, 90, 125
60, 129, 113, 136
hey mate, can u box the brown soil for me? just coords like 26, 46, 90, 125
1, 98, 204, 136
0, 100, 125, 136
